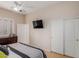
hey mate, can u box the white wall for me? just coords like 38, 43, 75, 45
25, 2, 79, 51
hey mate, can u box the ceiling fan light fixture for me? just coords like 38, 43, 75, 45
14, 7, 18, 11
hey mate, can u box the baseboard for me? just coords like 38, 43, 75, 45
51, 51, 64, 55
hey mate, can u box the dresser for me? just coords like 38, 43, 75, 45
0, 35, 17, 45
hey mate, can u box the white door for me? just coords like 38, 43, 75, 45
17, 24, 29, 44
51, 19, 64, 54
65, 19, 79, 57
74, 19, 79, 57
64, 19, 75, 57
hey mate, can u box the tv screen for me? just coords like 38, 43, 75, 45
33, 20, 43, 28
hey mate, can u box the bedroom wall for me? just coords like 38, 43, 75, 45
25, 2, 79, 51
0, 7, 25, 34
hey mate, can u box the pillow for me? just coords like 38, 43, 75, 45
0, 45, 9, 55
0, 51, 7, 58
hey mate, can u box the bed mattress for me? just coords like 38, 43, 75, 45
8, 42, 47, 58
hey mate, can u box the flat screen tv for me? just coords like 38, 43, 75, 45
32, 20, 43, 28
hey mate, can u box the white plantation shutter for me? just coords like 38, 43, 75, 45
0, 19, 11, 36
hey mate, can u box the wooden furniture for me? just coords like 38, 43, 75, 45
0, 35, 17, 45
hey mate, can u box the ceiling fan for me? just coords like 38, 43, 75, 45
13, 1, 25, 12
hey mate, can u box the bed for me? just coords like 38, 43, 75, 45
0, 42, 47, 58
0, 19, 46, 58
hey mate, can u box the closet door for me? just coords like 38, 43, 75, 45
64, 19, 75, 57
51, 19, 64, 54
74, 19, 79, 57
17, 24, 29, 44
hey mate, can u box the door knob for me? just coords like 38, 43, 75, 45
76, 39, 79, 41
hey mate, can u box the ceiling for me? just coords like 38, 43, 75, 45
0, 1, 60, 15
